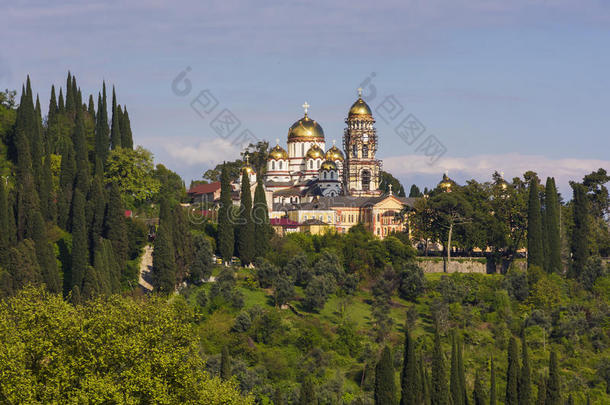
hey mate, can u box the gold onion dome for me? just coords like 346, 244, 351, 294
348, 89, 373, 117
269, 144, 288, 160
325, 144, 344, 161
439, 173, 454, 191
306, 144, 324, 159
320, 160, 337, 171
242, 165, 255, 175
288, 115, 325, 141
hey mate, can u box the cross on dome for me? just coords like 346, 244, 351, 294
302, 101, 310, 116
357, 87, 363, 97
388, 183, 393, 195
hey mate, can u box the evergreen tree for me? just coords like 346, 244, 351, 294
545, 351, 560, 405
31, 211, 61, 294
253, 179, 271, 258
570, 183, 590, 278
110, 86, 121, 149
237, 169, 255, 265
58, 87, 65, 112
70, 190, 88, 292
220, 346, 231, 381
104, 182, 128, 275
506, 337, 520, 405
73, 108, 90, 194
152, 219, 175, 293
58, 143, 76, 229
473, 370, 486, 405
0, 179, 9, 251
190, 233, 213, 282
41, 151, 55, 222
81, 266, 100, 300
527, 178, 544, 268
458, 336, 468, 405
490, 358, 497, 405
431, 330, 448, 405
217, 163, 234, 263
88, 177, 107, 260
120, 106, 133, 149
87, 94, 95, 119
31, 93, 44, 189
171, 204, 194, 281
65, 72, 74, 114
545, 177, 561, 273
451, 334, 463, 405
400, 328, 418, 405
94, 85, 110, 170
409, 184, 423, 198
375, 346, 396, 405
519, 337, 532, 405
299, 378, 317, 405
47, 85, 59, 151
536, 379, 546, 405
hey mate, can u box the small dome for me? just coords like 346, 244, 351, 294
320, 160, 337, 171
242, 164, 255, 175
305, 144, 324, 159
288, 115, 325, 141
348, 97, 372, 117
268, 144, 288, 160
438, 173, 454, 191
325, 144, 344, 161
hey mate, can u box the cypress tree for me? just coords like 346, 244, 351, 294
171, 204, 194, 281
545, 351, 560, 405
104, 182, 128, 275
31, 210, 61, 294
58, 88, 65, 112
400, 328, 418, 405
87, 94, 95, 119
40, 152, 54, 222
299, 378, 317, 405
527, 178, 544, 268
47, 85, 59, 152
545, 178, 561, 273
88, 177, 106, 260
506, 337, 520, 405
71, 190, 88, 291
237, 169, 255, 266
451, 334, 462, 405
458, 337, 468, 405
253, 179, 271, 258
120, 107, 133, 149
94, 85, 110, 170
375, 346, 396, 405
152, 220, 175, 293
73, 108, 90, 194
220, 346, 231, 381
519, 337, 532, 405
110, 86, 121, 149
58, 143, 76, 229
94, 238, 120, 293
473, 370, 486, 405
217, 163, 234, 263
31, 93, 44, 188
489, 358, 497, 405
570, 183, 590, 278
65, 72, 74, 114
81, 265, 101, 300
0, 179, 9, 251
536, 379, 546, 405
431, 329, 448, 405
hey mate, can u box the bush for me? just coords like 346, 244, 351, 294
398, 262, 425, 302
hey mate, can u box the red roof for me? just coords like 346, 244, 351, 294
270, 218, 300, 227
188, 181, 221, 195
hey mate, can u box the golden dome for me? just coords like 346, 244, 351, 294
268, 144, 288, 160
439, 173, 454, 191
348, 97, 372, 117
305, 144, 324, 159
288, 115, 325, 141
325, 144, 344, 161
320, 160, 337, 171
242, 164, 255, 175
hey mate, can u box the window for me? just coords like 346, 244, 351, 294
362, 170, 371, 191
330, 172, 334, 179
309, 160, 313, 169
301, 143, 304, 156
352, 144, 357, 157
279, 161, 283, 169
317, 160, 320, 169
323, 172, 327, 179
377, 213, 380, 222
362, 145, 369, 158
272, 161, 275, 170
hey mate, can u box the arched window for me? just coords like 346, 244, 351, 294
362, 145, 369, 158
330, 172, 334, 179
301, 143, 304, 156
272, 161, 275, 170
323, 172, 327, 179
309, 160, 313, 169
279, 161, 282, 169
352, 144, 358, 157
317, 160, 320, 169
362, 170, 371, 191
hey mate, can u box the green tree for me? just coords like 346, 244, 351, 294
545, 351, 560, 405
544, 178, 561, 273
506, 337, 520, 405
473, 370, 486, 405
152, 220, 176, 293
273, 275, 294, 307
299, 377, 317, 405
58, 143, 75, 229
253, 179, 271, 258
104, 182, 128, 274
72, 108, 90, 194
110, 86, 121, 149
490, 358, 497, 405
409, 184, 423, 198
375, 346, 396, 405
431, 329, 448, 405
104, 146, 160, 204
94, 83, 110, 169
451, 335, 462, 405
400, 328, 418, 405
536, 379, 546, 405
70, 190, 88, 292
527, 178, 544, 269
217, 163, 234, 263
237, 170, 255, 265
570, 183, 590, 278
190, 234, 213, 282
220, 346, 231, 381
120, 106, 133, 149
519, 337, 532, 405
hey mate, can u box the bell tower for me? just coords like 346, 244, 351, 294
343, 88, 382, 197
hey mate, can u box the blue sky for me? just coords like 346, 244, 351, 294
1, 0, 609, 196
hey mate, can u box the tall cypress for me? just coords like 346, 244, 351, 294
220, 346, 231, 381
88, 177, 106, 261
217, 163, 234, 263
58, 87, 65, 112
120, 107, 133, 149
104, 182, 128, 275
94, 83, 110, 169
40, 151, 55, 222
152, 217, 176, 293
71, 190, 88, 291
47, 85, 59, 152
458, 337, 468, 405
58, 143, 76, 229
489, 358, 497, 405
545, 178, 561, 273
400, 329, 418, 405
87, 94, 95, 120
536, 379, 546, 405
506, 337, 520, 405
527, 178, 544, 269
73, 108, 90, 194
519, 337, 532, 405
431, 329, 448, 405
0, 179, 9, 251
473, 371, 486, 405
570, 183, 590, 278
451, 334, 462, 405
253, 179, 271, 258
65, 72, 74, 114
31, 93, 44, 189
375, 346, 396, 405
110, 86, 121, 149
545, 351, 560, 405
237, 169, 255, 266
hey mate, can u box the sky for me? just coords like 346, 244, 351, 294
2, 0, 609, 197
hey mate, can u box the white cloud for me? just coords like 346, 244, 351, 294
164, 137, 239, 166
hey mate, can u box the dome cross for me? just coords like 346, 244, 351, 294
302, 101, 310, 116
357, 87, 363, 97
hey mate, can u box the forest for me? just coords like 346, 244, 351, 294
0, 74, 608, 404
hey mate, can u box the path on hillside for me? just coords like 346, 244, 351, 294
139, 245, 154, 292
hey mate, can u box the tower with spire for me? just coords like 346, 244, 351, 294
343, 88, 382, 197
